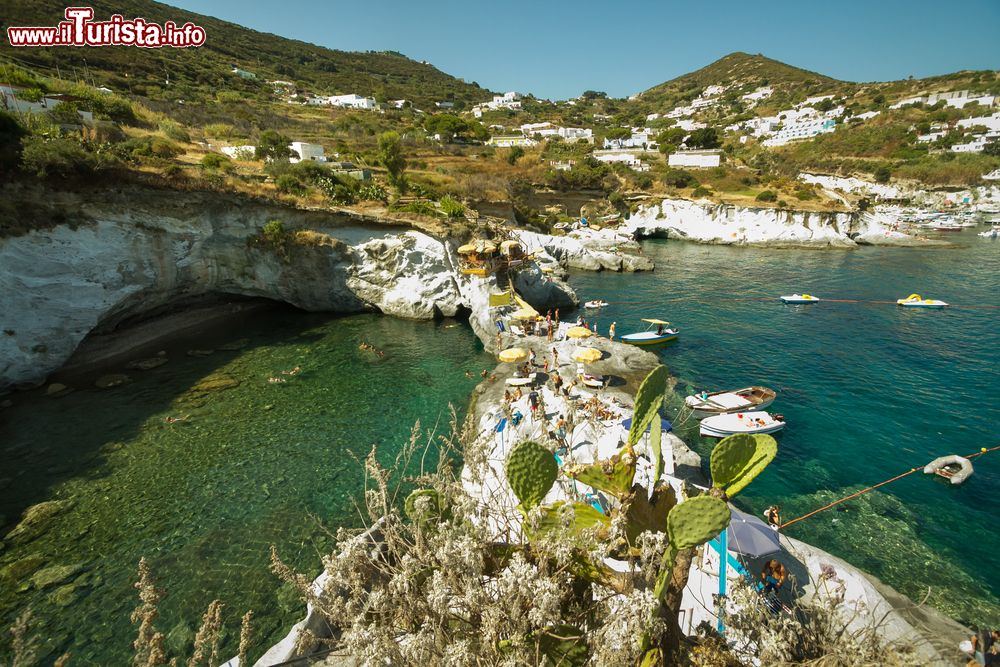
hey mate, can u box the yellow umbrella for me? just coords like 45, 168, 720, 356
498, 347, 529, 363
572, 347, 602, 363
512, 308, 539, 320
566, 326, 594, 339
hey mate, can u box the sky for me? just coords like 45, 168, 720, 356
166, 0, 1000, 99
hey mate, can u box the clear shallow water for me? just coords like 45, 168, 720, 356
0, 308, 490, 664
569, 231, 1000, 628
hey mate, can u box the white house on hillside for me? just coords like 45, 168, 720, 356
289, 142, 326, 163
487, 136, 537, 147
762, 118, 836, 147
668, 149, 722, 168
604, 128, 658, 150
742, 86, 773, 103
593, 152, 648, 171
958, 112, 1000, 133
0, 85, 94, 122
891, 90, 996, 110
324, 94, 377, 109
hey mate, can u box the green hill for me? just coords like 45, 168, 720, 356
1, 0, 490, 108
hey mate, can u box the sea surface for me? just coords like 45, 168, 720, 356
568, 229, 1000, 628
0, 309, 491, 665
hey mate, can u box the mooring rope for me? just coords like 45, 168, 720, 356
779, 444, 1000, 529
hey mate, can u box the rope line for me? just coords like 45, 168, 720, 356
779, 444, 1000, 529
586, 295, 1000, 310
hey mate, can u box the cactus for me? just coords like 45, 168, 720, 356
532, 501, 610, 542
649, 413, 664, 485
624, 483, 677, 545
666, 495, 731, 549
564, 448, 637, 500
710, 433, 778, 497
506, 440, 557, 509
628, 365, 669, 448
404, 488, 446, 525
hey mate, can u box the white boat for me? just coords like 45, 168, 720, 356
700, 411, 785, 438
980, 226, 1000, 238
685, 386, 777, 415
922, 220, 962, 231
780, 294, 820, 304
621, 318, 679, 345
897, 294, 948, 308
584, 300, 609, 309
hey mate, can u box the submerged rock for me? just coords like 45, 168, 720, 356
186, 349, 215, 357
0, 554, 47, 582
126, 356, 169, 370
95, 373, 131, 389
216, 338, 250, 351
45, 383, 73, 397
4, 500, 74, 543
188, 373, 240, 394
48, 582, 82, 606
30, 562, 85, 589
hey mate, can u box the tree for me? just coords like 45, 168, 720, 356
983, 141, 1000, 157
0, 111, 26, 176
874, 166, 891, 184
656, 128, 687, 153
255, 130, 294, 161
686, 127, 720, 149
377, 131, 407, 193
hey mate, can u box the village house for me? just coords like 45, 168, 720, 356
324, 94, 377, 110
603, 128, 658, 150
288, 142, 326, 163
742, 86, 774, 103
231, 65, 256, 79
0, 85, 93, 122
592, 151, 649, 171
891, 90, 996, 110
762, 118, 836, 147
486, 136, 537, 147
668, 149, 722, 168
220, 145, 256, 159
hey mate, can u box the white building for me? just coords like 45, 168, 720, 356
725, 116, 779, 138
324, 94, 377, 110
916, 131, 947, 143
0, 86, 94, 122
593, 151, 649, 171
668, 150, 722, 168
220, 145, 256, 159
742, 86, 773, 103
958, 112, 1000, 133
799, 94, 834, 108
487, 136, 537, 147
519, 122, 593, 143
666, 105, 696, 119
673, 119, 707, 132
852, 110, 881, 121
983, 168, 1000, 181
891, 90, 996, 110
288, 142, 326, 163
950, 132, 999, 153
490, 91, 523, 109
604, 128, 658, 150
762, 118, 836, 147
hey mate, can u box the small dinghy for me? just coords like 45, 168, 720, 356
584, 300, 610, 309
699, 411, 785, 438
979, 226, 999, 238
923, 455, 974, 485
685, 386, 776, 415
780, 294, 820, 304
897, 294, 948, 308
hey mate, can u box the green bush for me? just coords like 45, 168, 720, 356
275, 173, 306, 195
200, 153, 231, 170
874, 166, 891, 183
20, 136, 93, 178
159, 121, 191, 143
439, 195, 466, 218
661, 168, 698, 188
47, 102, 83, 125
359, 182, 388, 202
691, 186, 712, 197
755, 190, 778, 202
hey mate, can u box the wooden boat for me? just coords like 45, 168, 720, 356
685, 386, 776, 415
897, 294, 948, 308
621, 318, 679, 346
780, 294, 820, 304
584, 300, 609, 309
700, 411, 785, 438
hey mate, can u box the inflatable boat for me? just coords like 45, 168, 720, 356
780, 294, 820, 304
923, 455, 974, 485
584, 300, 610, 309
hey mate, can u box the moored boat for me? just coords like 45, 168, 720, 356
699, 411, 785, 438
620, 318, 679, 345
685, 386, 777, 415
979, 225, 1000, 238
584, 300, 609, 309
780, 294, 820, 304
923, 455, 974, 485
897, 294, 948, 308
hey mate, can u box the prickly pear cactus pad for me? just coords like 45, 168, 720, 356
628, 365, 669, 447
404, 488, 444, 524
667, 495, 731, 550
709, 433, 778, 497
506, 440, 558, 508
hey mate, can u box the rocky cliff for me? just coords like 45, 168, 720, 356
621, 197, 922, 247
0, 188, 577, 390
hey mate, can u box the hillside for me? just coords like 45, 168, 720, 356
1, 0, 490, 108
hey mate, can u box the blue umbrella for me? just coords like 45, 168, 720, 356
621, 416, 672, 433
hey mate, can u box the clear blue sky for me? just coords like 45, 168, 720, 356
168, 0, 999, 99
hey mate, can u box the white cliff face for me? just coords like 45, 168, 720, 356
620, 197, 921, 247
799, 173, 905, 200
0, 191, 575, 389
513, 229, 654, 271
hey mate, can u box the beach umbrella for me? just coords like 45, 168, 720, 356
512, 308, 539, 320
572, 347, 603, 363
498, 347, 529, 363
566, 326, 593, 339
621, 416, 672, 434
725, 509, 780, 558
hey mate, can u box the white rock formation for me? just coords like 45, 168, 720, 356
0, 191, 576, 389
514, 229, 654, 271
621, 197, 921, 247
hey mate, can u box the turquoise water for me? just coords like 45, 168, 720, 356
0, 307, 490, 665
569, 231, 1000, 628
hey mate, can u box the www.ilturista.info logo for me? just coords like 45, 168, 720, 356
6, 7, 206, 48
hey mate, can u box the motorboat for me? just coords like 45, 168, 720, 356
584, 300, 610, 309
924, 455, 974, 485
979, 225, 1000, 238
922, 220, 962, 231
621, 318, 679, 345
685, 386, 777, 415
780, 294, 820, 304
699, 411, 785, 438
897, 294, 948, 308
